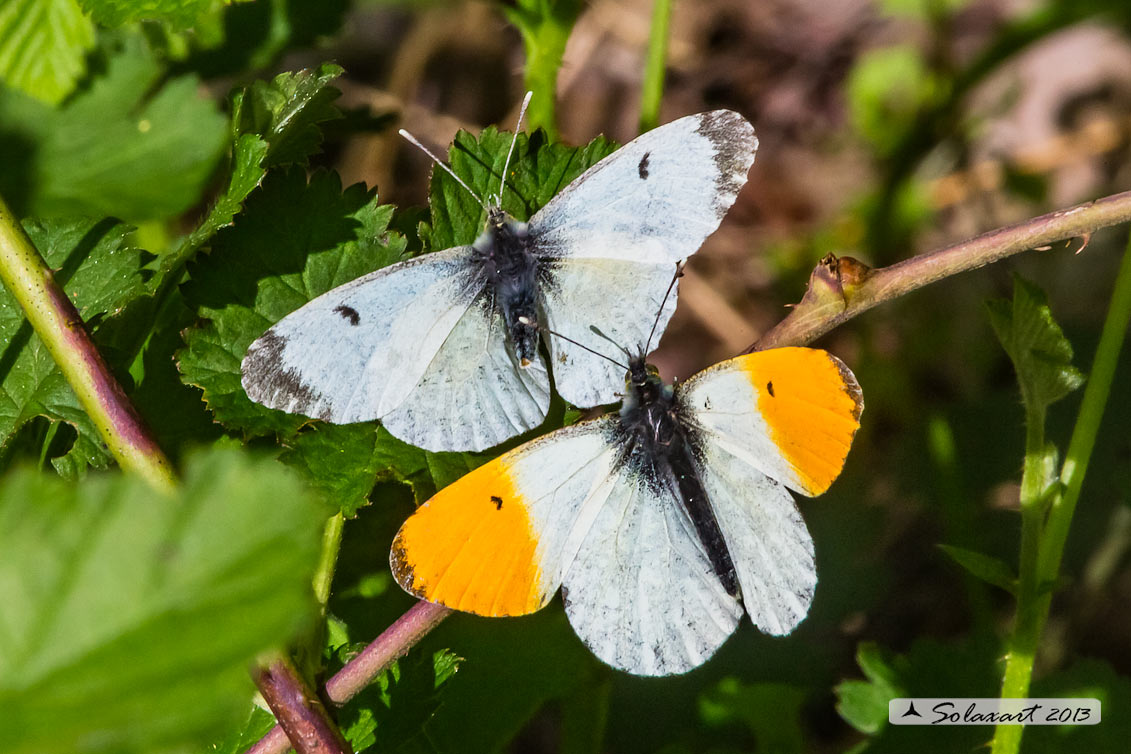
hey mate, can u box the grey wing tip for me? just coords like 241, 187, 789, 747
696, 110, 758, 159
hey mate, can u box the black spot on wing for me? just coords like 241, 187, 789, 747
242, 330, 331, 420
638, 152, 651, 179
767, 380, 775, 397
491, 495, 503, 510
333, 304, 360, 326
694, 111, 756, 216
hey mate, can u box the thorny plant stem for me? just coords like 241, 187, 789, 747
639, 0, 673, 133
991, 231, 1131, 754
752, 189, 1131, 351
246, 601, 451, 754
0, 194, 176, 492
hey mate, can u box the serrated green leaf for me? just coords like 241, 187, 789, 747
370, 426, 487, 505
421, 126, 616, 251
339, 649, 462, 754
149, 134, 269, 295
0, 217, 148, 474
79, 0, 214, 28
232, 62, 344, 168
178, 168, 407, 437
836, 636, 1001, 752
201, 705, 277, 754
835, 643, 902, 735
279, 423, 383, 517
0, 0, 95, 104
0, 37, 227, 220
150, 65, 344, 296
699, 679, 806, 753
938, 543, 1017, 594
987, 275, 1086, 416
0, 448, 327, 754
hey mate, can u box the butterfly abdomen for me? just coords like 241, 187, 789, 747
476, 215, 540, 366
615, 371, 740, 597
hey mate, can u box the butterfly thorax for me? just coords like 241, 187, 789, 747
474, 206, 540, 366
617, 358, 739, 595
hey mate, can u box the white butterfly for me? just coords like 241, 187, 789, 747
390, 345, 863, 676
242, 100, 757, 452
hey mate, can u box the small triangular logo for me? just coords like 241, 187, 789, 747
902, 701, 922, 718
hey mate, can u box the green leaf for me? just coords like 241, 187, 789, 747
847, 45, 943, 156
938, 543, 1018, 594
421, 126, 616, 252
339, 649, 462, 753
1025, 658, 1131, 753
836, 636, 1001, 753
502, 0, 584, 138
279, 423, 383, 517
0, 448, 328, 754
0, 218, 148, 475
79, 0, 214, 28
835, 643, 902, 735
369, 426, 487, 505
699, 679, 807, 754
178, 168, 407, 438
232, 62, 345, 168
202, 705, 278, 754
0, 37, 228, 221
150, 63, 344, 296
0, 0, 95, 104
987, 275, 1086, 416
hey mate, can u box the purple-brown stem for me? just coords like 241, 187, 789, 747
0, 195, 176, 491
252, 654, 353, 754
751, 189, 1131, 351
246, 601, 451, 754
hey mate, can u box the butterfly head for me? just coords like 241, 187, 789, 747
621, 356, 671, 413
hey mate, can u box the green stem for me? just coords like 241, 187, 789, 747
0, 194, 176, 492
1039, 233, 1131, 578
638, 0, 672, 133
505, 1, 584, 141
314, 512, 345, 609
992, 232, 1131, 753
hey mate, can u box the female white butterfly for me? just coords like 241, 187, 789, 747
389, 341, 863, 676
241, 98, 757, 452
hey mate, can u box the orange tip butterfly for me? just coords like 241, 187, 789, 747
240, 95, 758, 453
390, 345, 863, 676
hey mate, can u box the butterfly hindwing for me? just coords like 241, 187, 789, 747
540, 256, 678, 408
380, 292, 551, 452
560, 458, 744, 677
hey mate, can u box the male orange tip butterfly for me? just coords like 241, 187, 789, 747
389, 272, 864, 676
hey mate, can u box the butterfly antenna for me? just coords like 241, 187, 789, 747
643, 261, 686, 355
398, 128, 489, 212
587, 325, 632, 358
519, 316, 629, 371
494, 91, 533, 206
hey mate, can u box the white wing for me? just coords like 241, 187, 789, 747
695, 448, 816, 636
676, 348, 864, 634
241, 246, 551, 451
380, 295, 551, 452
540, 256, 677, 408
530, 110, 757, 406
529, 110, 756, 265
390, 417, 619, 615
561, 459, 744, 676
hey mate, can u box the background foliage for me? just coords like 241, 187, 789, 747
1, 0, 1130, 752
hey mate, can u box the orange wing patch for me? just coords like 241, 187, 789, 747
737, 347, 863, 495
390, 456, 547, 616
